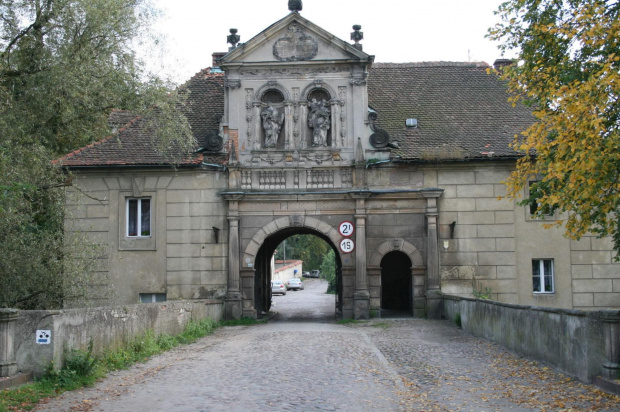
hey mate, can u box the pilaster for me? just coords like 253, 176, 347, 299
600, 311, 620, 380
351, 191, 371, 320
224, 194, 244, 320
423, 190, 444, 319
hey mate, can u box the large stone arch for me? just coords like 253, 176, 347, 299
369, 239, 424, 268
242, 215, 342, 267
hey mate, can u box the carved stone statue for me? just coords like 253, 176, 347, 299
261, 106, 285, 148
308, 99, 331, 147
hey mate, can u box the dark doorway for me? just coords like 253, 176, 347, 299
380, 251, 412, 315
253, 227, 342, 320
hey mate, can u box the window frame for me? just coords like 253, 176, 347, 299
126, 197, 152, 238
532, 258, 555, 294
119, 191, 157, 251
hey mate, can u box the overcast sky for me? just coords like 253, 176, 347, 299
148, 0, 510, 84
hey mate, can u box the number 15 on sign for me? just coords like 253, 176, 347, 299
340, 238, 355, 254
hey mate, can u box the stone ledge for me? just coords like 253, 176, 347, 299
0, 372, 32, 390
594, 376, 620, 396
442, 293, 620, 320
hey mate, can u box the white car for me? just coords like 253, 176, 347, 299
286, 278, 304, 291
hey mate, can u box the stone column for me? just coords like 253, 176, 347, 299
224, 194, 244, 320
423, 191, 444, 319
0, 309, 19, 377
600, 311, 620, 380
352, 192, 371, 320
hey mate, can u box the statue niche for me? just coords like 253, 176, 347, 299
307, 89, 331, 147
261, 106, 284, 148
260, 89, 285, 149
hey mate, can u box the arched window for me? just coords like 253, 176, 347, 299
261, 89, 285, 104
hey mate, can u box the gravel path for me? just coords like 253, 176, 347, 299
34, 280, 620, 411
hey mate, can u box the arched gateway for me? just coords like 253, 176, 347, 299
222, 190, 443, 320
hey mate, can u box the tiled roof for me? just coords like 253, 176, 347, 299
367, 62, 534, 161
57, 69, 225, 168
58, 62, 532, 167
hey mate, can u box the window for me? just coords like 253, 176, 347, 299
139, 293, 166, 303
532, 259, 554, 293
127, 198, 151, 237
527, 180, 554, 218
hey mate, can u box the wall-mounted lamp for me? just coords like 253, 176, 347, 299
449, 221, 457, 239
212, 227, 220, 244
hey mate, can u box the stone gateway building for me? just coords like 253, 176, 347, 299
58, 7, 620, 320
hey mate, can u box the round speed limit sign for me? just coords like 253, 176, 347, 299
339, 238, 355, 254
338, 221, 354, 237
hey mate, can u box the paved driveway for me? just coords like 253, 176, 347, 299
35, 280, 619, 411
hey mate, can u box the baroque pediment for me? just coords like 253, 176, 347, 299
221, 13, 372, 67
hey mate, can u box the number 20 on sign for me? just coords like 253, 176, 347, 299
340, 238, 355, 254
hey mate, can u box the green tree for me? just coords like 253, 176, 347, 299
319, 249, 336, 294
489, 0, 620, 258
0, 0, 192, 309
275, 234, 329, 270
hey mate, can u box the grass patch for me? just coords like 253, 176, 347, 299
219, 317, 266, 327
0, 318, 220, 411
337, 318, 367, 325
454, 313, 462, 328
371, 322, 391, 329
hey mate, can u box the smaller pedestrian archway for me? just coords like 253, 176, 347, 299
381, 251, 412, 313
370, 239, 426, 318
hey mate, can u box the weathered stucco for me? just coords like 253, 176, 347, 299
14, 300, 222, 377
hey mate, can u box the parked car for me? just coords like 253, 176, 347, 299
271, 280, 287, 295
306, 270, 320, 278
302, 271, 310, 278
286, 278, 304, 291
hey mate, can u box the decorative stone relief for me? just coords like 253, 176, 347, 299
391, 238, 404, 251
300, 152, 333, 164
338, 86, 347, 146
239, 67, 346, 76
273, 23, 318, 61
245, 89, 254, 144
261, 106, 285, 148
289, 215, 305, 227
225, 79, 241, 89
308, 99, 330, 147
350, 78, 367, 86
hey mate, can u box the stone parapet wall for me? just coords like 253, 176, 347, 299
443, 295, 620, 382
13, 300, 222, 377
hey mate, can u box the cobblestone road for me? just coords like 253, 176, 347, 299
35, 280, 620, 411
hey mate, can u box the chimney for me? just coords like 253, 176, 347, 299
493, 58, 516, 71
212, 52, 226, 68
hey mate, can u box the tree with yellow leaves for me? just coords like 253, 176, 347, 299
489, 0, 620, 259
